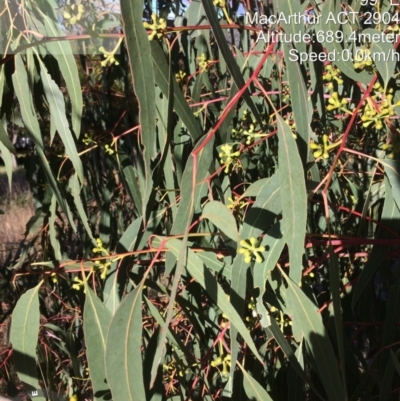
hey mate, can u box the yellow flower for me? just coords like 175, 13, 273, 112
227, 196, 246, 210
143, 13, 167, 41
323, 65, 343, 87
82, 132, 95, 145
238, 237, 265, 263
219, 144, 240, 173
353, 47, 373, 70
310, 134, 342, 160
92, 238, 105, 254
104, 144, 114, 155
72, 276, 85, 291
50, 273, 58, 284
175, 70, 186, 83
197, 53, 209, 70
63, 4, 85, 27
99, 46, 119, 67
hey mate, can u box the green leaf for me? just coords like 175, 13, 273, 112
280, 267, 345, 401
379, 355, 395, 401
150, 41, 202, 142
282, 42, 310, 164
288, 342, 306, 401
229, 175, 282, 391
84, 286, 112, 401
239, 362, 273, 401
105, 287, 146, 401
0, 141, 13, 191
266, 321, 324, 401
103, 261, 120, 316
254, 222, 286, 326
119, 150, 143, 215
239, 177, 271, 199
201, 0, 261, 123
41, 16, 83, 138
277, 0, 307, 54
390, 350, 400, 377
159, 237, 264, 365
384, 160, 400, 212
38, 58, 84, 184
241, 172, 281, 237
121, 0, 156, 218
117, 217, 143, 253
380, 281, 400, 376
168, 134, 214, 239
197, 251, 231, 278
201, 201, 239, 243
12, 55, 76, 227
49, 194, 62, 260
352, 177, 400, 310
155, 89, 178, 220
12, 56, 44, 150
328, 248, 347, 399
318, 1, 371, 83
276, 114, 307, 284
68, 173, 96, 245
10, 281, 44, 398
367, 28, 396, 91
185, 0, 208, 38
0, 121, 16, 153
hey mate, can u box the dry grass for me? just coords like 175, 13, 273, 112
0, 168, 35, 266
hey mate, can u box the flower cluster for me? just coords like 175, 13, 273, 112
72, 276, 86, 292
210, 354, 231, 378
323, 65, 343, 90
219, 144, 240, 173
197, 53, 210, 70
143, 13, 167, 41
212, 0, 232, 24
231, 110, 268, 144
211, 328, 231, 379
227, 195, 247, 220
82, 132, 95, 146
227, 195, 246, 211
269, 306, 292, 332
99, 46, 119, 67
379, 137, 400, 159
281, 84, 291, 103
309, 134, 342, 160
284, 116, 297, 139
360, 87, 399, 130
326, 92, 352, 115
353, 47, 373, 70
92, 238, 111, 280
245, 297, 259, 329
63, 4, 85, 27
387, 25, 400, 33
104, 144, 114, 155
175, 70, 186, 84
238, 237, 265, 263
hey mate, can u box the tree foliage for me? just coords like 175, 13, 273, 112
1, 0, 400, 400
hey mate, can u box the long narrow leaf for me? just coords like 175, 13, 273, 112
38, 58, 84, 184
276, 114, 307, 284
84, 286, 112, 401
10, 281, 44, 397
105, 287, 146, 401
121, 0, 156, 219
278, 266, 345, 401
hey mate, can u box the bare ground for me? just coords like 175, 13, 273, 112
0, 169, 35, 267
